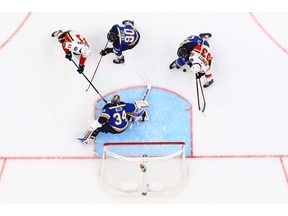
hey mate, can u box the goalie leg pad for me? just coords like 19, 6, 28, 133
88, 120, 102, 131
77, 120, 102, 144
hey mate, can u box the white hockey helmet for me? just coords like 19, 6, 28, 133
191, 63, 201, 74
80, 46, 91, 58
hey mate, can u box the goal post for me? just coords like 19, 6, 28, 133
99, 142, 189, 196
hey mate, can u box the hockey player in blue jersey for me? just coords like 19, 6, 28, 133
77, 95, 148, 144
169, 33, 212, 70
99, 20, 140, 64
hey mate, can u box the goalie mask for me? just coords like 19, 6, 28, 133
111, 95, 120, 105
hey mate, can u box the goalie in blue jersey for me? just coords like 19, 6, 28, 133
77, 95, 149, 144
100, 20, 140, 64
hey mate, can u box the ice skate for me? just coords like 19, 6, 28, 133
141, 111, 149, 122
113, 58, 125, 64
169, 61, 177, 70
203, 79, 214, 88
77, 136, 89, 145
199, 33, 212, 39
122, 20, 134, 26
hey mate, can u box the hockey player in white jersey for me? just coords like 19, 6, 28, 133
51, 30, 91, 74
189, 39, 214, 88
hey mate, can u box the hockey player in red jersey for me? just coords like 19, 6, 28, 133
51, 30, 91, 74
170, 33, 214, 88
189, 40, 214, 88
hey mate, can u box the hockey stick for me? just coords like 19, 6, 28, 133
86, 41, 109, 92
198, 78, 206, 112
129, 79, 151, 129
141, 74, 152, 101
195, 76, 206, 112
71, 59, 107, 103
196, 77, 201, 111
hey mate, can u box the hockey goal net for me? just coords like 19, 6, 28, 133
99, 142, 189, 196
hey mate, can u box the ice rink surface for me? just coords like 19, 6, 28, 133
1, 11, 288, 213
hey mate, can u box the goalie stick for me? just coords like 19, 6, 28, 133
141, 81, 151, 101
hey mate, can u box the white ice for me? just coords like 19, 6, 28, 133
1, 12, 288, 207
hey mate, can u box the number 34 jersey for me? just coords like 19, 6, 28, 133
99, 102, 137, 132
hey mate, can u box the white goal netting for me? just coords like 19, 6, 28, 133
99, 142, 189, 196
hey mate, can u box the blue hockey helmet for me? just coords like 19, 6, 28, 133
111, 95, 120, 104
177, 47, 188, 58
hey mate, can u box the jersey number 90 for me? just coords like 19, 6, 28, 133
124, 29, 135, 43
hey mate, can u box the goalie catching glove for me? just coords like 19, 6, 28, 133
134, 100, 149, 109
127, 100, 149, 122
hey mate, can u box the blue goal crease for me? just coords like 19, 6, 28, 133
94, 86, 193, 157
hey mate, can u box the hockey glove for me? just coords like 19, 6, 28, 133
77, 64, 85, 74
169, 60, 176, 69
196, 72, 205, 79
187, 61, 192, 67
65, 51, 72, 61
100, 48, 113, 56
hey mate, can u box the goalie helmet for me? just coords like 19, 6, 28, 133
107, 31, 117, 42
177, 47, 188, 58
111, 95, 120, 105
191, 63, 202, 73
